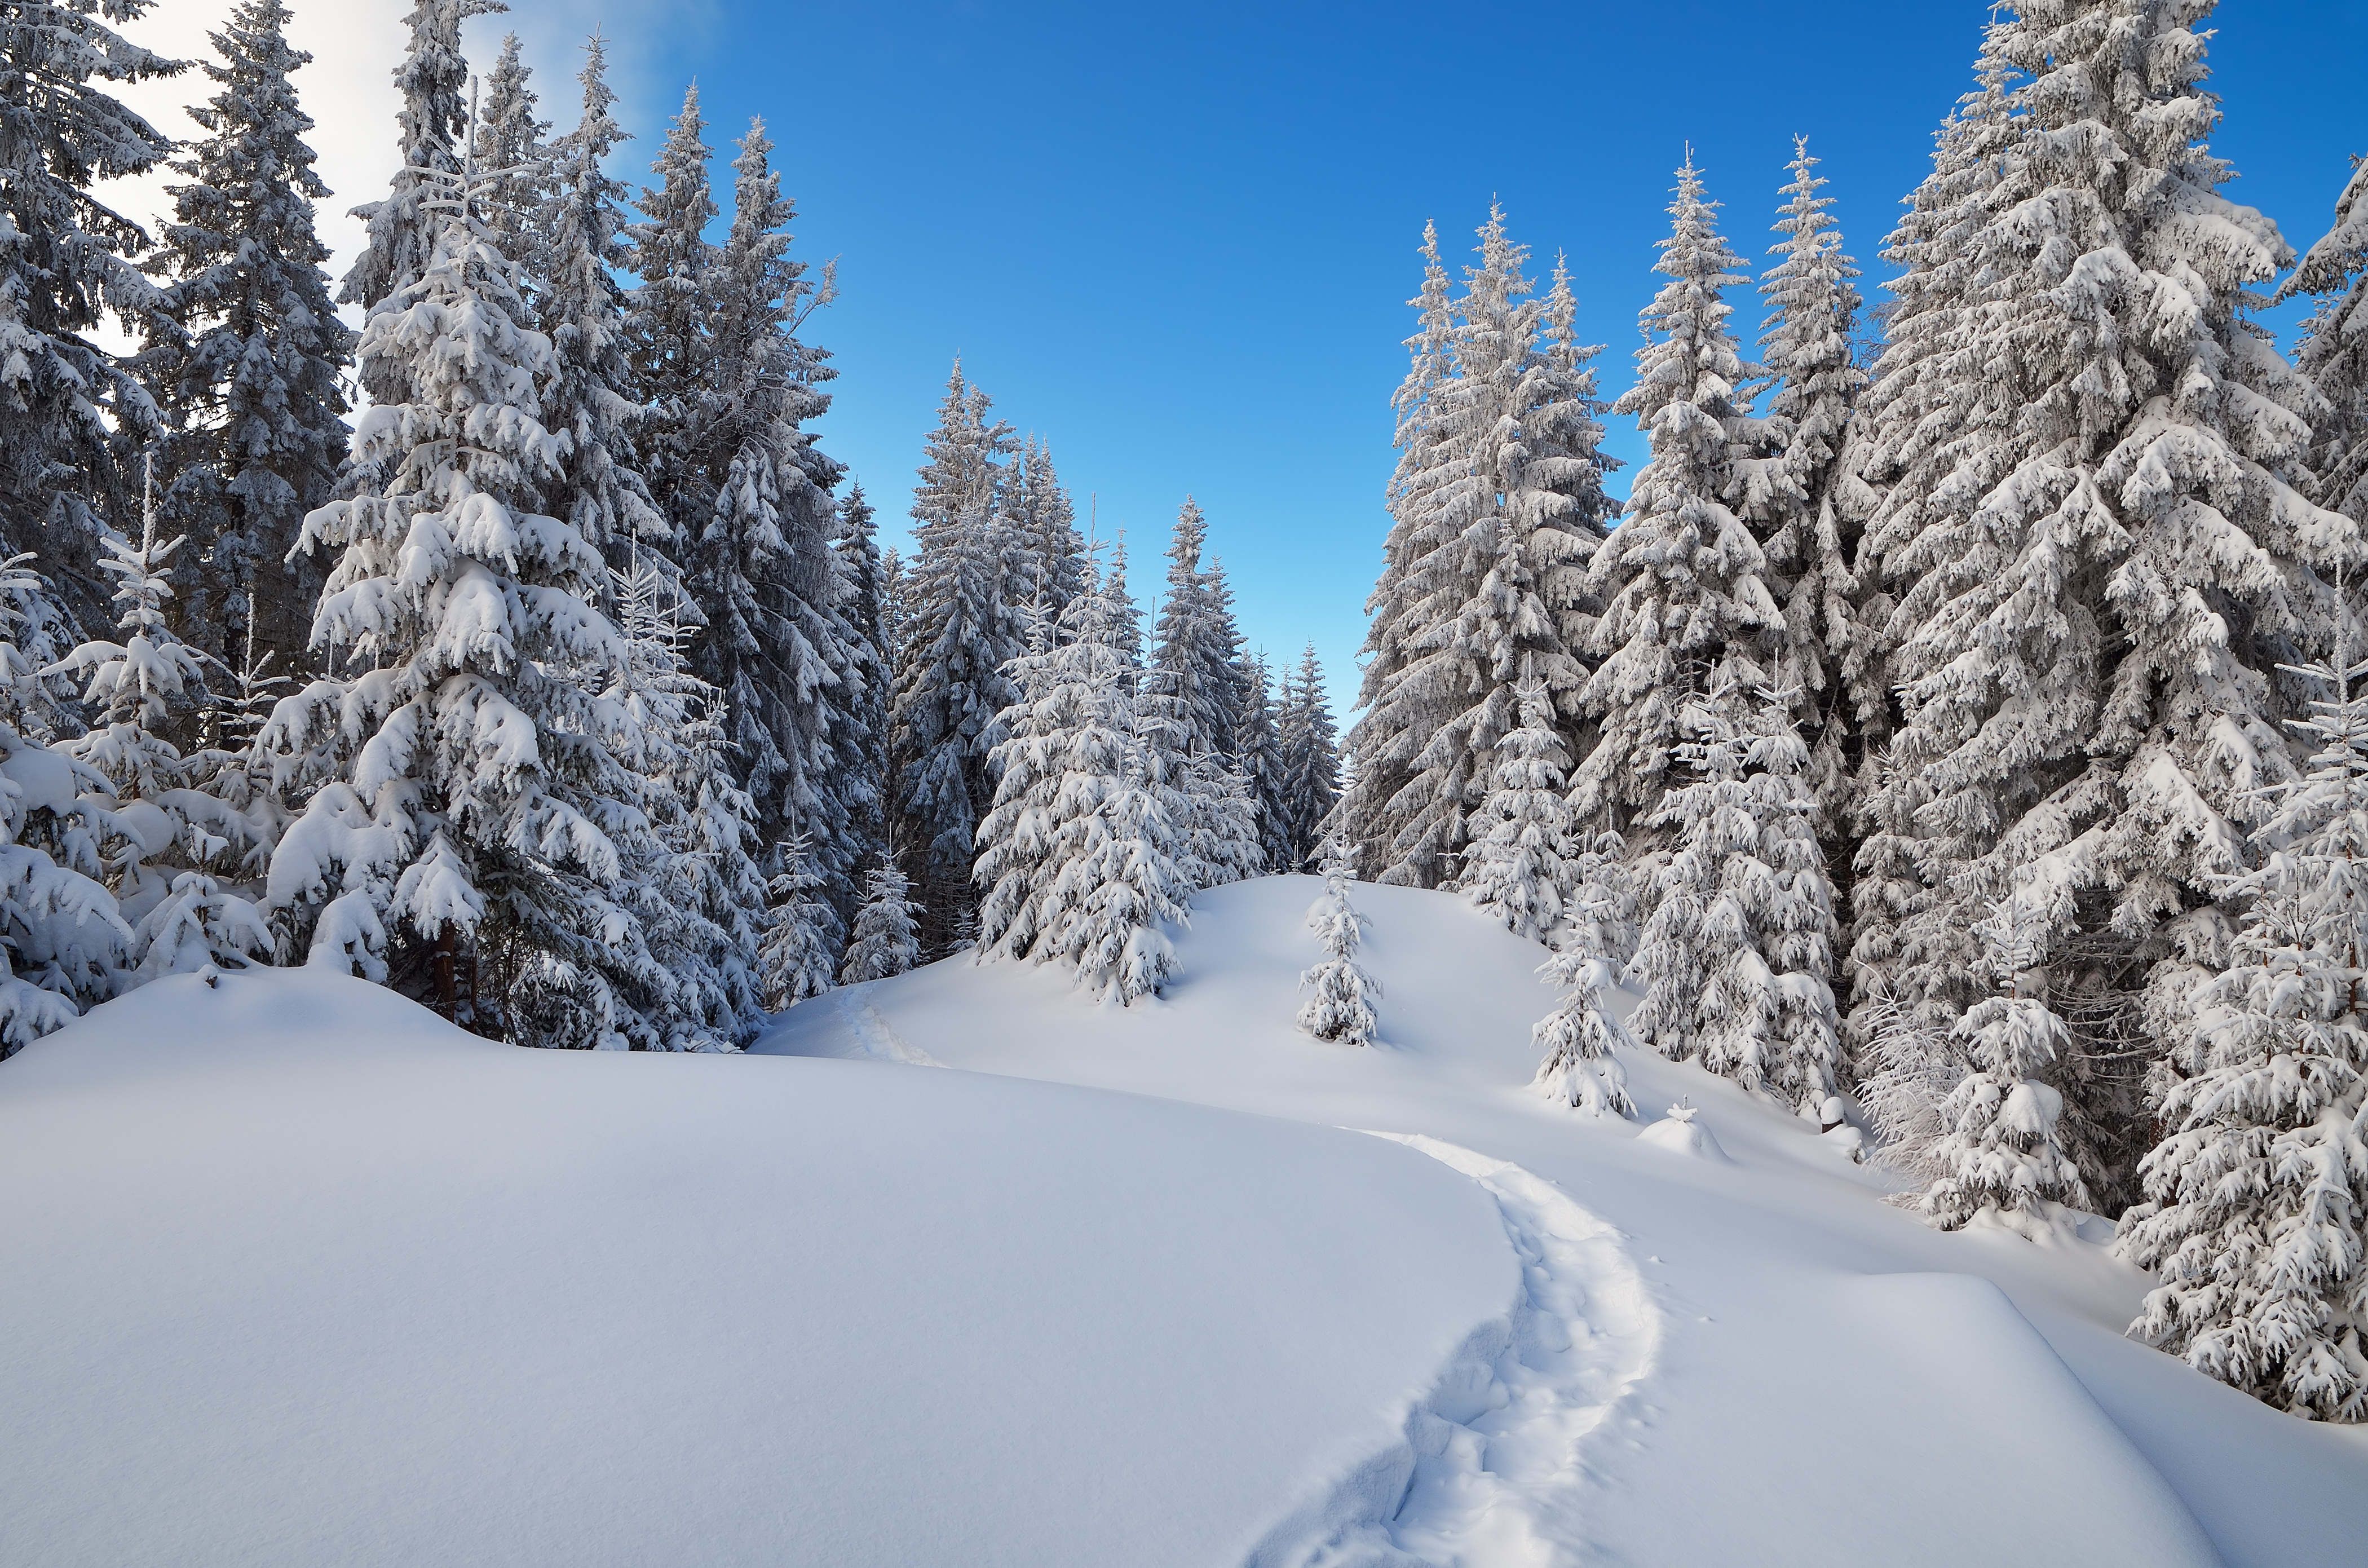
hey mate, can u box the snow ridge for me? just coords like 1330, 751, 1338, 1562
1247, 1135, 1661, 1568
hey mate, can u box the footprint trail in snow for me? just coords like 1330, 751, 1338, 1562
1250, 1134, 1662, 1568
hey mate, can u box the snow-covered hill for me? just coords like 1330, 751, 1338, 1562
5, 878, 2365, 1566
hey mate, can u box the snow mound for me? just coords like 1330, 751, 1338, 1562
763, 875, 2368, 1567
1635, 1103, 1731, 1161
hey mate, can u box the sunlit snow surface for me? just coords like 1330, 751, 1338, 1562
3, 877, 2363, 1565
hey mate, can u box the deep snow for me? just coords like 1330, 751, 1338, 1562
5, 876, 2365, 1566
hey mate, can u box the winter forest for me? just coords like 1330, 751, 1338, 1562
8, 0, 2368, 1452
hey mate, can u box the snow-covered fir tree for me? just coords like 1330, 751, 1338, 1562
1628, 670, 1840, 1111
690, 119, 856, 899
1152, 498, 1245, 758
833, 484, 893, 872
138, 0, 352, 678
1920, 890, 2092, 1232
2281, 156, 2368, 528
537, 32, 665, 569
1275, 644, 1341, 869
1298, 833, 1379, 1046
1010, 439, 1085, 630
468, 33, 547, 269
625, 83, 717, 537
1853, 2, 2356, 1208
1238, 653, 1293, 872
0, 0, 180, 633
759, 833, 836, 1011
974, 559, 1191, 1005
341, 0, 499, 399
43, 476, 270, 981
1578, 154, 1782, 843
1347, 212, 1616, 887
2118, 629, 2368, 1420
891, 364, 1032, 949
1747, 135, 1868, 799
262, 150, 665, 1048
0, 559, 127, 1054
607, 552, 767, 1048
840, 853, 922, 985
1464, 668, 1578, 942
1531, 928, 1637, 1120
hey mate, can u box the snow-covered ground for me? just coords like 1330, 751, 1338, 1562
6, 877, 2365, 1565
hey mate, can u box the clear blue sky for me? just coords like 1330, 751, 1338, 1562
572, 0, 2368, 712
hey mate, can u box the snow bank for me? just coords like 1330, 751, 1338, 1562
0, 966, 1519, 1567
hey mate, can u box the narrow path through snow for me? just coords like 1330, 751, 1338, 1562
831, 986, 946, 1067
1248, 1136, 1661, 1568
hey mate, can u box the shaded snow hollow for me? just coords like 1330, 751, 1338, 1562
0, 880, 2359, 1565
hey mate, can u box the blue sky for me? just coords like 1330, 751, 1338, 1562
501, 0, 2368, 711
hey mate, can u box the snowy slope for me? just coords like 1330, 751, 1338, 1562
758, 876, 2368, 1568
0, 968, 1520, 1567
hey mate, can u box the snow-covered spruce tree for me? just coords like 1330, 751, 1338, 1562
1152, 498, 1244, 758
608, 551, 767, 1048
1010, 438, 1085, 631
138, 0, 352, 679
262, 154, 668, 1048
759, 833, 836, 1010
1568, 821, 1641, 970
1465, 668, 1578, 942
1578, 154, 1782, 847
468, 33, 547, 273
537, 32, 665, 571
840, 853, 922, 985
832, 483, 893, 871
688, 119, 855, 893
1920, 890, 2092, 1232
975, 560, 1192, 1005
0, 0, 180, 634
1276, 643, 1341, 869
1531, 929, 1637, 1120
1298, 832, 1379, 1046
1628, 669, 1841, 1111
2279, 157, 2368, 528
1747, 135, 1868, 801
1859, 2, 2355, 1209
341, 0, 500, 399
891, 364, 1031, 950
0, 559, 129, 1055
1238, 653, 1293, 872
625, 83, 717, 540
43, 481, 271, 980
2118, 630, 2368, 1420
1346, 213, 1616, 887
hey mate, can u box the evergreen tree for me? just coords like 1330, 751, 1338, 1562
43, 475, 271, 980
1578, 154, 1781, 843
625, 83, 718, 538
1747, 135, 1868, 797
2280, 157, 2368, 528
1347, 213, 1615, 887
263, 153, 661, 1049
691, 120, 853, 889
1276, 643, 1341, 869
342, 0, 501, 399
759, 833, 836, 1010
1855, 3, 2354, 1206
833, 484, 893, 872
1531, 929, 1637, 1120
0, 560, 127, 1054
1920, 891, 2092, 1231
1152, 498, 1242, 757
974, 560, 1191, 1003
891, 364, 1029, 948
1298, 833, 1379, 1045
1465, 669, 1578, 942
538, 33, 665, 566
138, 0, 352, 678
468, 32, 547, 268
0, 0, 182, 633
2118, 630, 2368, 1420
841, 853, 922, 984
1010, 438, 1085, 629
1628, 669, 1841, 1112
1238, 652, 1293, 872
